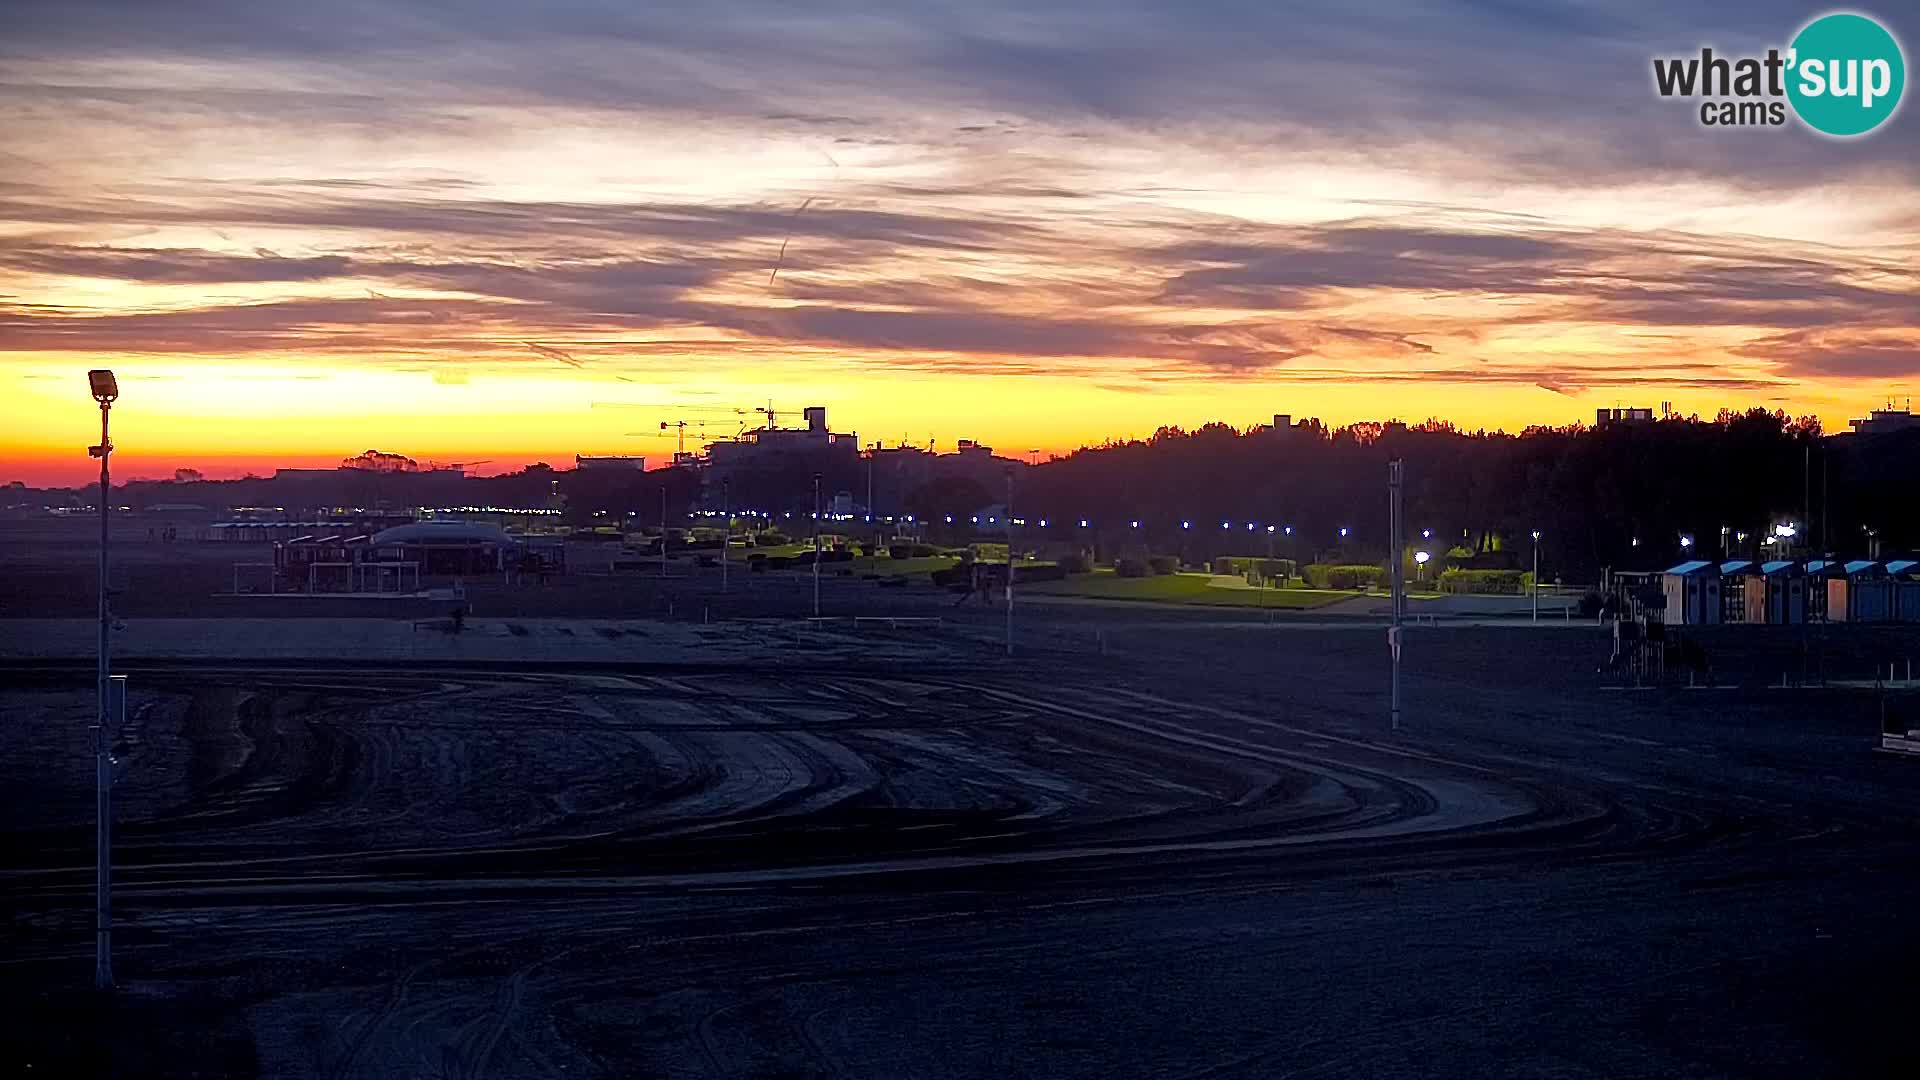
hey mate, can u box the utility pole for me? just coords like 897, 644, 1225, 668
867, 448, 877, 554
720, 477, 730, 595
659, 486, 668, 578
812, 472, 822, 618
88, 369, 117, 991
1005, 465, 1014, 657
1388, 459, 1403, 732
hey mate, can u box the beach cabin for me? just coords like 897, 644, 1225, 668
1743, 560, 1805, 625
1887, 560, 1920, 622
1662, 560, 1721, 625
1828, 560, 1890, 623
1718, 560, 1754, 623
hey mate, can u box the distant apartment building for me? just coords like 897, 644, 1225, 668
1847, 403, 1920, 437
574, 455, 647, 471
1595, 407, 1656, 426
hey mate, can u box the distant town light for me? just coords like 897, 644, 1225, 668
1283, 525, 1292, 535
1038, 518, 1048, 527
1339, 527, 1349, 538
1182, 520, 1191, 530
1266, 525, 1276, 534
1422, 528, 1432, 539
1080, 519, 1089, 528
1131, 520, 1140, 529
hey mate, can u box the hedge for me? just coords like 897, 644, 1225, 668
1303, 563, 1387, 590
1148, 555, 1178, 575
1437, 568, 1526, 594
1210, 556, 1296, 582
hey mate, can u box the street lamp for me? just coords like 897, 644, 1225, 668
1414, 549, 1430, 582
87, 369, 117, 991
1530, 529, 1542, 623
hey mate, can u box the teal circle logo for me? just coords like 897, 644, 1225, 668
1786, 12, 1905, 136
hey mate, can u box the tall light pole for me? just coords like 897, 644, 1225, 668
811, 472, 822, 618
88, 368, 117, 991
1005, 466, 1014, 656
1531, 529, 1542, 623
659, 486, 668, 578
720, 478, 730, 595
1388, 460, 1404, 731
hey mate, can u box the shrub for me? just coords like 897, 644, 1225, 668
1057, 551, 1092, 574
1303, 563, 1388, 590
1013, 562, 1067, 583
930, 565, 970, 587
1436, 568, 1526, 594
1148, 555, 1178, 576
756, 530, 790, 547
1115, 557, 1151, 578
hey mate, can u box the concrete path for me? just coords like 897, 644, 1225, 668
0, 617, 961, 665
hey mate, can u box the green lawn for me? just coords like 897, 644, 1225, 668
1022, 570, 1347, 609
848, 554, 963, 577
740, 542, 828, 560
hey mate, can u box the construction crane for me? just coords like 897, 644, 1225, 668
658, 420, 696, 458
592, 402, 753, 435
422, 459, 491, 475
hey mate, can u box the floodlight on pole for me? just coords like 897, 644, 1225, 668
87, 368, 116, 991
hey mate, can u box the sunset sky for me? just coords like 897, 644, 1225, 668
2, 1, 1915, 485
